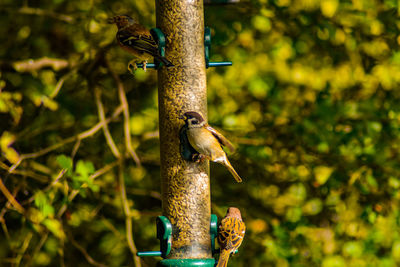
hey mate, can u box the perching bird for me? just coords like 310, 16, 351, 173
108, 15, 174, 72
217, 207, 246, 267
179, 111, 242, 182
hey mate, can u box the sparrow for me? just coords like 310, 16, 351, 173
108, 15, 174, 72
217, 207, 246, 267
179, 111, 242, 182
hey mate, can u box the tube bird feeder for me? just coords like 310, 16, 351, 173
156, 0, 213, 265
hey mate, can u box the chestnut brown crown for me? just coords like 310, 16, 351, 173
226, 207, 242, 220
180, 111, 205, 127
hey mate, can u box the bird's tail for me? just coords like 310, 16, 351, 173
223, 158, 242, 183
155, 55, 174, 67
216, 249, 231, 267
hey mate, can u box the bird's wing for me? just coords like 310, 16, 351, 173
117, 29, 159, 56
218, 217, 244, 251
205, 125, 235, 153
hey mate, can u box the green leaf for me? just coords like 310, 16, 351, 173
56, 154, 73, 175
75, 160, 95, 181
43, 218, 65, 240
34, 191, 54, 218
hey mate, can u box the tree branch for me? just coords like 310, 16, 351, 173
67, 231, 107, 267
118, 161, 142, 267
8, 105, 124, 173
57, 160, 119, 218
17, 7, 75, 23
105, 59, 141, 166
0, 178, 25, 214
94, 86, 121, 159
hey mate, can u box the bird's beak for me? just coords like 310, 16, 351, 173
178, 115, 185, 120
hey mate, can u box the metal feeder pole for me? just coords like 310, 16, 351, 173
156, 0, 213, 265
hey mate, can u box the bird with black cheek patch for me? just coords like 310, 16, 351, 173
108, 15, 174, 72
179, 111, 242, 183
217, 207, 246, 267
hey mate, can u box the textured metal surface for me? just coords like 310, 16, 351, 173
156, 0, 211, 259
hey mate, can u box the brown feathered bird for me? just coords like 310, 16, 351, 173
108, 15, 174, 71
180, 111, 242, 182
217, 207, 246, 267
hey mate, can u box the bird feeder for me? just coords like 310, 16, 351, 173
135, 0, 237, 266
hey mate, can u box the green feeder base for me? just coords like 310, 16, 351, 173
157, 258, 216, 267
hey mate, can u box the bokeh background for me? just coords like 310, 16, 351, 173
1, 0, 400, 266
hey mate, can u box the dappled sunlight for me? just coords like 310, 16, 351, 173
1, 0, 400, 265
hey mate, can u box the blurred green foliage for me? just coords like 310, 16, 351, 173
1, 0, 400, 266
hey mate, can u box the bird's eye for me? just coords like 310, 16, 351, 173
192, 120, 198, 124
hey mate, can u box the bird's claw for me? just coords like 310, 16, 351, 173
143, 61, 147, 72
127, 60, 138, 75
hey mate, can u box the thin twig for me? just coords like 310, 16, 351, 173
128, 188, 162, 200
67, 231, 107, 267
118, 161, 141, 267
0, 178, 25, 214
142, 130, 159, 140
30, 161, 53, 175
12, 57, 69, 72
50, 75, 66, 99
0, 212, 11, 242
50, 70, 77, 99
47, 169, 66, 189
94, 86, 121, 158
57, 161, 119, 218
28, 231, 49, 266
22, 169, 66, 205
71, 139, 81, 160
105, 59, 141, 166
8, 158, 22, 173
77, 105, 124, 140
15, 232, 33, 267
8, 105, 123, 173
0, 161, 48, 183
0, 194, 13, 220
101, 217, 123, 238
17, 7, 75, 23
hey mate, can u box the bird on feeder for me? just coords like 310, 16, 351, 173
179, 111, 242, 183
108, 15, 174, 72
217, 207, 246, 267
